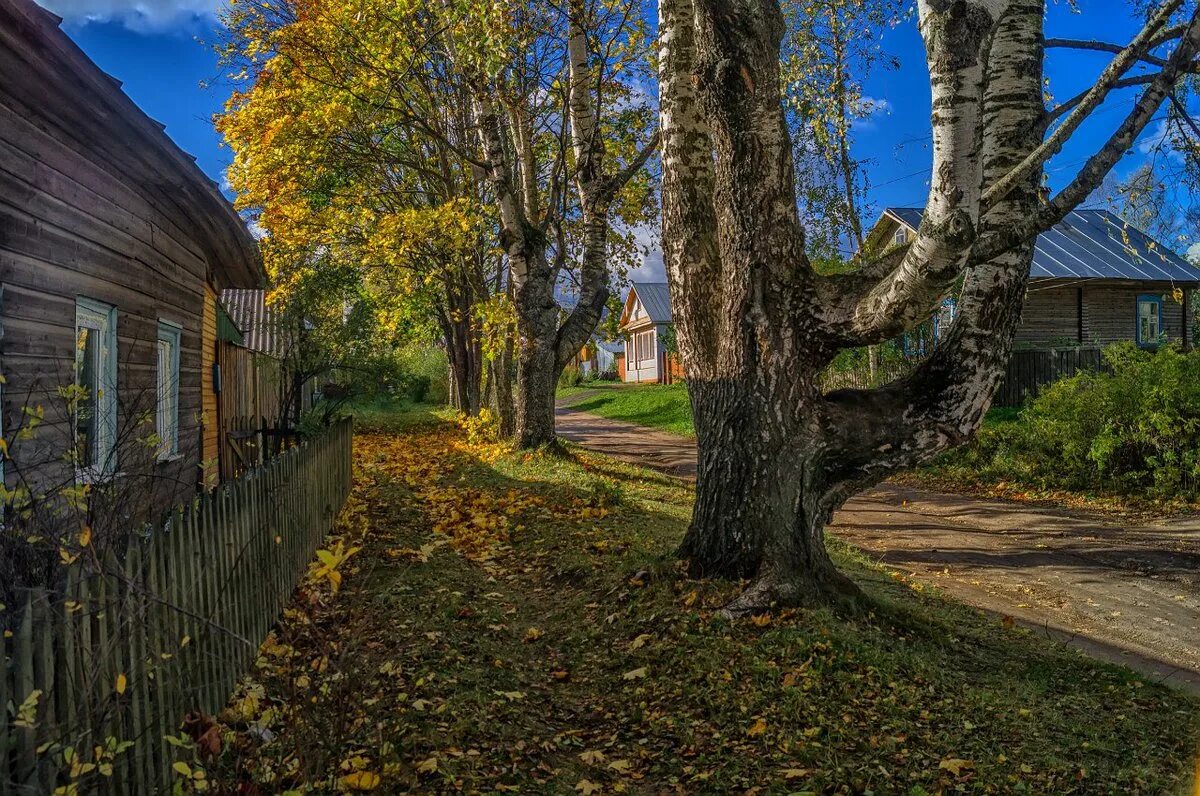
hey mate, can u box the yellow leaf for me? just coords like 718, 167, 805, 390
78, 526, 92, 547
939, 757, 974, 777
114, 673, 127, 695
340, 770, 381, 791
747, 717, 768, 737
575, 779, 602, 795
607, 759, 632, 774
629, 633, 653, 650
416, 757, 438, 774
579, 750, 606, 765
173, 761, 193, 777
622, 667, 647, 681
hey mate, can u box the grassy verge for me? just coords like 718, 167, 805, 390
558, 381, 694, 436
556, 384, 1183, 515
209, 408, 1199, 793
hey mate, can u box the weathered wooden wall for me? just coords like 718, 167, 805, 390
1082, 283, 1186, 346
0, 0, 259, 541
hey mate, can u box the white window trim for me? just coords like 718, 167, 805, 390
156, 319, 182, 462
894, 226, 909, 246
75, 297, 118, 480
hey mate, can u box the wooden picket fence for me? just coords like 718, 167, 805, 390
0, 418, 353, 794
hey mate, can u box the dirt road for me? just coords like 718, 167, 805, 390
555, 405, 1200, 692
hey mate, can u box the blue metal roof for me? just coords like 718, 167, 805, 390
629, 281, 674, 323
884, 208, 1200, 282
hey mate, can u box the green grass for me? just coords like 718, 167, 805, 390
558, 382, 695, 435
214, 409, 1200, 793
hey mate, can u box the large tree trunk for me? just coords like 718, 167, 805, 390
680, 376, 858, 603
659, 0, 1090, 610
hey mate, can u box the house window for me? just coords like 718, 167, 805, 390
933, 297, 957, 342
894, 227, 909, 246
156, 320, 182, 460
75, 298, 117, 475
1136, 294, 1163, 347
637, 330, 655, 364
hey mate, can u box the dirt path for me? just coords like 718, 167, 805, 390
555, 405, 1200, 692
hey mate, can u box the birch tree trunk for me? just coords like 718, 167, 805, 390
661, 0, 1200, 610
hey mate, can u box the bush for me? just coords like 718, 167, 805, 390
941, 343, 1200, 498
398, 345, 449, 404
559, 364, 584, 388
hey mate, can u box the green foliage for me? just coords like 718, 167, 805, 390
397, 345, 450, 405
559, 364, 585, 389
658, 325, 679, 356
939, 343, 1200, 498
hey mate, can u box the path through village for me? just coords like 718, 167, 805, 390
555, 403, 1200, 693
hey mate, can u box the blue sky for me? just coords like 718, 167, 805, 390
38, 0, 1195, 280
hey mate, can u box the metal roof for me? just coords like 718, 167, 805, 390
221, 289, 290, 357
884, 207, 1200, 282
596, 340, 624, 355
629, 282, 674, 323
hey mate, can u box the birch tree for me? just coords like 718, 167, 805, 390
659, 0, 1200, 611
458, 0, 659, 447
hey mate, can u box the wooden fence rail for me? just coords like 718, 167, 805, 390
0, 418, 353, 794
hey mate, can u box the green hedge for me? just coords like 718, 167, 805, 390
939, 343, 1200, 498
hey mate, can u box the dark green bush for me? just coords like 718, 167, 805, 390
939, 343, 1200, 498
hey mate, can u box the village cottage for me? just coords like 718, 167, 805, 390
0, 0, 262, 519
870, 208, 1200, 352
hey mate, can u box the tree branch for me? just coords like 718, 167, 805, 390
975, 5, 1200, 264
983, 0, 1182, 213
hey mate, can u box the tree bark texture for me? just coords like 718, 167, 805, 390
661, 0, 1196, 610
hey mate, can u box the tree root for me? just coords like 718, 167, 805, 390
718, 566, 864, 619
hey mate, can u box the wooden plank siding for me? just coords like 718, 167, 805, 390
0, 0, 261, 554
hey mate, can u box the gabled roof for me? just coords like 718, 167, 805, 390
881, 208, 1200, 282
4, 0, 262, 288
620, 282, 673, 328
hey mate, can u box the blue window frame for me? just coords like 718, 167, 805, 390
1136, 294, 1164, 347
75, 297, 118, 477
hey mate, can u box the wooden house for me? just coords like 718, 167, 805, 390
869, 208, 1200, 352
618, 282, 683, 383
0, 0, 263, 518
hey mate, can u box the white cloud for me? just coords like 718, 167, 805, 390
852, 96, 891, 132
625, 223, 665, 283
37, 0, 221, 31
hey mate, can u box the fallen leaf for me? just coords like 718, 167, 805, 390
623, 667, 647, 681
579, 750, 607, 765
629, 633, 653, 650
340, 770, 381, 791
939, 757, 974, 777
747, 717, 768, 737
417, 757, 438, 774
575, 779, 602, 795
114, 673, 127, 695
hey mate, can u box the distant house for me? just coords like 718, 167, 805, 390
869, 208, 1200, 352
0, 0, 262, 514
618, 282, 683, 383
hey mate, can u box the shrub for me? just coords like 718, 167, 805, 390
941, 343, 1200, 498
559, 364, 584, 388
398, 344, 449, 404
